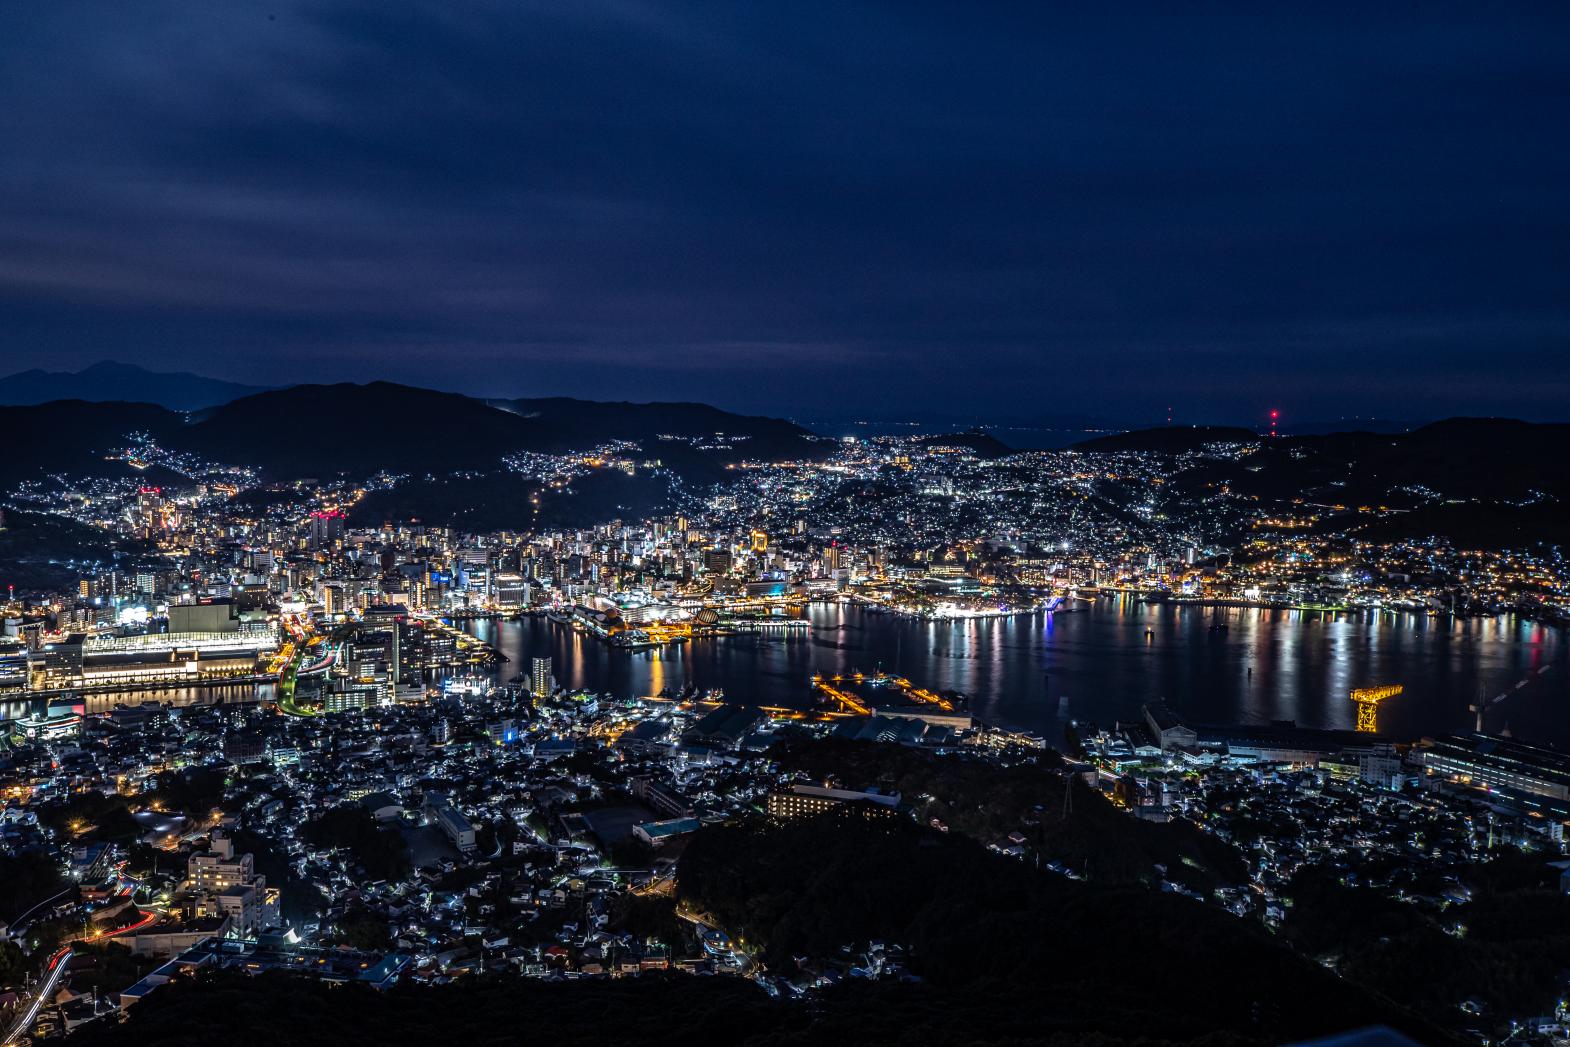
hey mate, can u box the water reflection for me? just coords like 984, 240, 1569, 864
469, 601, 1570, 744
8, 603, 1559, 746
2, 681, 272, 722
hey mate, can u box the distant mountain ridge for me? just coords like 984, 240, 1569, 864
0, 381, 829, 488
3, 378, 1566, 543
0, 360, 274, 411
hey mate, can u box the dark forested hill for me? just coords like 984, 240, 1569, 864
71, 808, 1450, 1047
347, 468, 676, 531
0, 383, 828, 487
0, 400, 180, 489
676, 815, 1443, 1045
182, 382, 548, 477
1076, 418, 1570, 502
1073, 417, 1570, 544
0, 508, 156, 592
911, 430, 1013, 458
493, 396, 823, 461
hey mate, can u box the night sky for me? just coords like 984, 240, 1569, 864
1, 2, 1567, 423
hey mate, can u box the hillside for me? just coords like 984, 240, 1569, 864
911, 430, 1013, 458
1294, 418, 1570, 503
493, 396, 823, 463
70, 751, 1452, 1047
0, 384, 829, 488
1075, 418, 1570, 544
0, 400, 182, 490
1077, 419, 1570, 502
6, 396, 1565, 542
1334, 501, 1570, 549
182, 383, 548, 477
676, 815, 1443, 1045
0, 387, 536, 486
0, 361, 272, 410
347, 469, 675, 531
0, 508, 156, 593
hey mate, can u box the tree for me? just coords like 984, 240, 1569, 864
151, 766, 230, 815
0, 941, 30, 990
0, 853, 67, 920
333, 907, 391, 951
302, 806, 410, 882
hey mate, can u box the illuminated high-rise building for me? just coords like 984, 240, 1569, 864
309, 510, 345, 550
531, 655, 553, 697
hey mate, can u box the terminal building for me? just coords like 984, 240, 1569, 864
168, 601, 247, 635
33, 601, 278, 689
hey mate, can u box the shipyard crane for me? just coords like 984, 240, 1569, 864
1350, 684, 1403, 733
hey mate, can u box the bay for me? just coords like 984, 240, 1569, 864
464, 597, 1570, 745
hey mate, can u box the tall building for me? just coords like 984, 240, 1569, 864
168, 600, 240, 635
308, 510, 345, 550
493, 573, 529, 607
186, 830, 278, 935
344, 610, 403, 705
531, 656, 553, 697
41, 634, 86, 685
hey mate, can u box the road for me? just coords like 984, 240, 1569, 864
4, 887, 73, 938
83, 908, 159, 942
1, 947, 71, 1047
0, 901, 163, 1045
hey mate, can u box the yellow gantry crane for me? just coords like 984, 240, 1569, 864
644, 621, 692, 644
1350, 684, 1403, 732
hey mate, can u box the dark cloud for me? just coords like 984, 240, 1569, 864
1, 1, 1566, 422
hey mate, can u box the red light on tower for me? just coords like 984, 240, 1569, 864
1269, 409, 1279, 439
